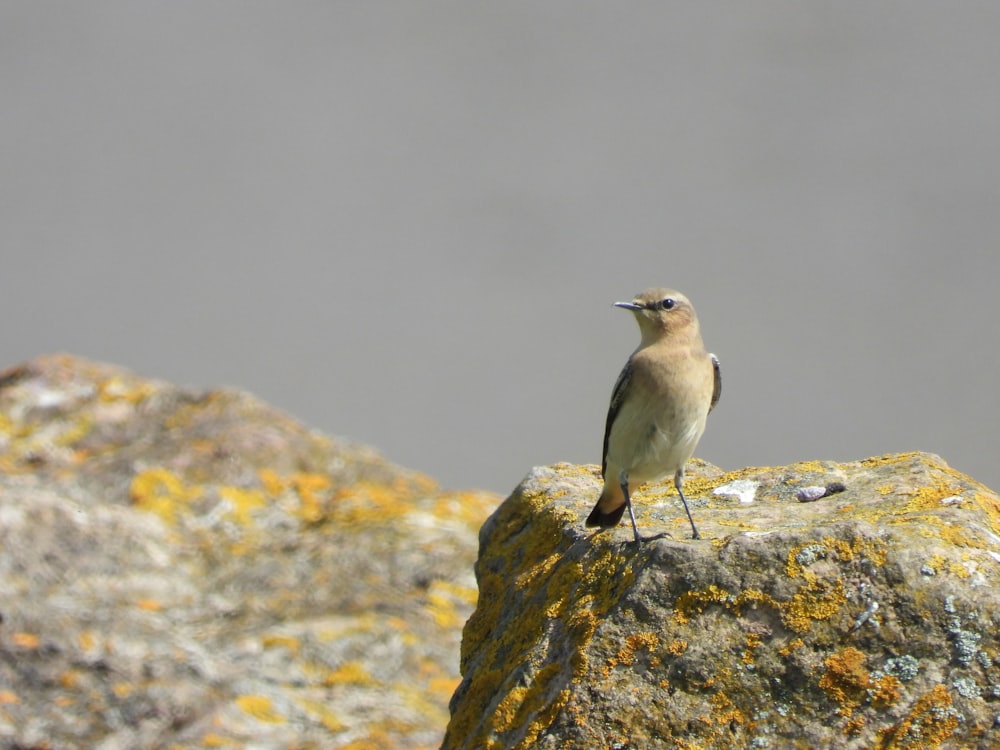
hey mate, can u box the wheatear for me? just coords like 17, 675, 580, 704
586, 288, 721, 542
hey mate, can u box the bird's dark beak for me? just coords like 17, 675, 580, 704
614, 301, 642, 311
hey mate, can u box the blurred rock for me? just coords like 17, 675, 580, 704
446, 454, 1000, 749
0, 354, 497, 749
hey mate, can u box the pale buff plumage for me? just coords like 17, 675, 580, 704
586, 288, 720, 542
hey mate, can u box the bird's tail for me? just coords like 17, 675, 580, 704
585, 482, 629, 528
586, 501, 626, 528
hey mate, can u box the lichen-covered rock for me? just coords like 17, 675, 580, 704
0, 354, 497, 749
445, 454, 1000, 749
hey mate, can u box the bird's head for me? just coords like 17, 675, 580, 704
615, 288, 699, 344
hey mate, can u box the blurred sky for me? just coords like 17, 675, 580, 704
3, 3, 999, 494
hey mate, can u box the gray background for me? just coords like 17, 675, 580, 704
3, 3, 998, 495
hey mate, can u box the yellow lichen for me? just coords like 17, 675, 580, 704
427, 583, 465, 629
261, 634, 301, 655
98, 376, 154, 404
782, 578, 847, 634
234, 694, 285, 724
448, 493, 638, 748
291, 472, 333, 523
327, 479, 429, 526
428, 676, 462, 700
860, 452, 923, 469
606, 632, 660, 670
201, 733, 236, 747
674, 583, 840, 637
129, 467, 202, 524
219, 486, 266, 526
295, 698, 346, 733
673, 584, 741, 624
258, 467, 286, 496
897, 480, 964, 514
324, 661, 375, 687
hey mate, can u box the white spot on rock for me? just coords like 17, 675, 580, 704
713, 479, 759, 504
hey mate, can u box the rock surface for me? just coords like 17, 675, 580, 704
0, 354, 497, 749
445, 454, 1000, 749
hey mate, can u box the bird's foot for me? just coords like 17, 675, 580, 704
623, 531, 669, 547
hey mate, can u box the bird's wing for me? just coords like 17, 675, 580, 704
602, 358, 633, 478
709, 353, 721, 413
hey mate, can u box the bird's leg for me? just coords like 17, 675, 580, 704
675, 469, 700, 539
620, 470, 642, 544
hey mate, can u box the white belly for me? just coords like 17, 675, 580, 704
605, 400, 707, 484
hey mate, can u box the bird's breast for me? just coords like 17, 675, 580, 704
604, 345, 713, 482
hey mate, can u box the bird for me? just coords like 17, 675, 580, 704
586, 288, 721, 542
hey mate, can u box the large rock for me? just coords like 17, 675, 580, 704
0, 354, 497, 749
445, 454, 1000, 749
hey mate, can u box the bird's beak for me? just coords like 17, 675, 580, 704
614, 301, 642, 311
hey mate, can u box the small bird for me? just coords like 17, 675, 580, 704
586, 288, 721, 542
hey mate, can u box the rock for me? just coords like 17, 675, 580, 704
445, 454, 1000, 749
0, 354, 498, 749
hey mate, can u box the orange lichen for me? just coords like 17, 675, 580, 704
819, 647, 903, 728
667, 639, 688, 656
819, 647, 870, 712
743, 632, 762, 665
710, 690, 746, 727
844, 715, 866, 735
876, 685, 959, 749
779, 638, 804, 657
869, 674, 902, 708
10, 632, 40, 649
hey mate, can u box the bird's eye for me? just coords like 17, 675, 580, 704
661, 298, 675, 310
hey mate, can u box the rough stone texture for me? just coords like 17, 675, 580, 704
0, 354, 497, 749
445, 454, 1000, 749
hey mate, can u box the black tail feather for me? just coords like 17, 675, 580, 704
586, 502, 627, 528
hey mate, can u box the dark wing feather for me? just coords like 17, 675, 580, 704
709, 353, 721, 413
601, 358, 633, 478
